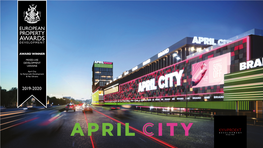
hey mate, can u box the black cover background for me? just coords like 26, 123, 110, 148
18, 1, 46, 106
214, 116, 247, 148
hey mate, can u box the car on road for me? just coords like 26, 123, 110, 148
65, 103, 75, 112
82, 105, 93, 113
8, 110, 64, 136
110, 105, 134, 118
110, 106, 120, 110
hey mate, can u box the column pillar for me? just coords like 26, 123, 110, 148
236, 101, 239, 114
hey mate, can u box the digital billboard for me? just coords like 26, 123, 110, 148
94, 63, 113, 68
192, 53, 231, 88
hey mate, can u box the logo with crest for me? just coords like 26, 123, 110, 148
24, 4, 41, 24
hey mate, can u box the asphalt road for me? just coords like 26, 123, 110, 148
1, 106, 263, 148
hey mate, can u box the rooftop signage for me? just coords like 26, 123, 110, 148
143, 59, 151, 66
104, 62, 113, 65
94, 61, 113, 64
132, 66, 138, 71
158, 48, 169, 58
192, 36, 231, 46
94, 61, 103, 64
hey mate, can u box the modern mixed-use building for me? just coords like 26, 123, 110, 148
94, 29, 263, 116
92, 61, 113, 104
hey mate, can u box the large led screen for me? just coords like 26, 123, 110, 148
192, 52, 230, 88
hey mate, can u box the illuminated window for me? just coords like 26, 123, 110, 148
101, 76, 106, 78
196, 47, 202, 52
95, 71, 100, 74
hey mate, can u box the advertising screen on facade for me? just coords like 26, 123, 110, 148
104, 86, 119, 95
92, 90, 99, 104
94, 63, 113, 68
192, 53, 231, 88
94, 61, 113, 68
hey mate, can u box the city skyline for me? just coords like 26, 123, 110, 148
1, 1, 263, 100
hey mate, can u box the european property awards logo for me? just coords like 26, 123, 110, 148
24, 4, 41, 24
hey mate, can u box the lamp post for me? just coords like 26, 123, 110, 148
185, 61, 188, 117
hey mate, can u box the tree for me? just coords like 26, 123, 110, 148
0, 87, 17, 107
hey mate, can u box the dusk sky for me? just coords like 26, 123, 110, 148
1, 0, 263, 100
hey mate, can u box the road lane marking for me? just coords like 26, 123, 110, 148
0, 111, 24, 117
1, 118, 25, 126
139, 137, 147, 143
1, 110, 24, 114
83, 112, 96, 148
93, 109, 177, 148
1, 113, 24, 120
0, 117, 39, 131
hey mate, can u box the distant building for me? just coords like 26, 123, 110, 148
63, 96, 71, 100
86, 99, 92, 104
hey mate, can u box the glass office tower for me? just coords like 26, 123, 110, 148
92, 61, 113, 91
